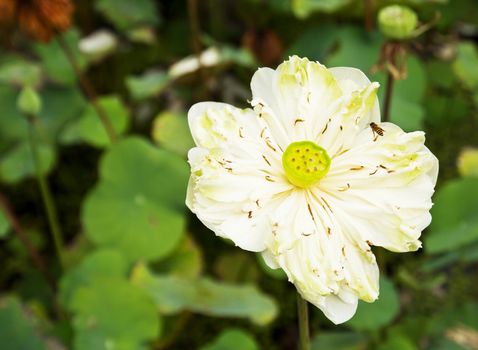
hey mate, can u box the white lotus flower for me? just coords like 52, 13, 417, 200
186, 56, 438, 324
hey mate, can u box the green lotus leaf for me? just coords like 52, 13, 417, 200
0, 57, 42, 86
291, 0, 352, 18
34, 29, 87, 86
453, 42, 478, 90
152, 235, 203, 278
426, 178, 478, 253
60, 249, 129, 307
61, 95, 130, 148
346, 276, 400, 331
0, 297, 51, 350
200, 329, 259, 350
0, 141, 55, 184
95, 0, 160, 31
152, 111, 194, 157
70, 279, 160, 350
131, 264, 278, 325
83, 137, 188, 262
126, 71, 169, 101
312, 331, 366, 350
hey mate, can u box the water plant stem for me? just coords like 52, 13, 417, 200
187, 0, 202, 58
383, 70, 394, 123
56, 34, 117, 143
364, 0, 374, 32
297, 293, 311, 350
0, 192, 56, 291
27, 117, 66, 270
187, 0, 209, 91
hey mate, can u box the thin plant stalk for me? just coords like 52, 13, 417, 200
297, 293, 311, 350
56, 34, 117, 143
187, 0, 209, 90
382, 70, 394, 123
363, 0, 374, 32
27, 117, 66, 270
0, 192, 56, 291
187, 0, 202, 59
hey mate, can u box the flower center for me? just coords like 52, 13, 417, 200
282, 141, 331, 188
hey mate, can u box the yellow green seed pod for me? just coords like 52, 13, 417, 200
282, 140, 331, 188
378, 5, 418, 40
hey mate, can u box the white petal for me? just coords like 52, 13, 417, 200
188, 102, 235, 148
250, 67, 291, 148
187, 102, 293, 252
320, 122, 438, 252
319, 293, 358, 325
264, 190, 379, 324
329, 66, 380, 124
250, 56, 343, 145
329, 67, 372, 86
261, 250, 280, 269
249, 58, 381, 159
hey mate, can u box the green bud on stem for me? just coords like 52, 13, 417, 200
17, 86, 42, 116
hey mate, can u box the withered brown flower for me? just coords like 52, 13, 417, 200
0, 0, 74, 42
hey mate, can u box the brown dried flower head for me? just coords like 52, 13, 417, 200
0, 0, 74, 42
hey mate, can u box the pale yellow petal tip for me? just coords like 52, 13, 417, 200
278, 56, 328, 76
276, 56, 339, 95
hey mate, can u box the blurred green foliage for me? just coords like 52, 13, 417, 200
0, 0, 478, 349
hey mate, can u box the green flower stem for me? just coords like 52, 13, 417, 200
0, 192, 55, 291
27, 116, 66, 270
56, 33, 117, 143
297, 293, 311, 350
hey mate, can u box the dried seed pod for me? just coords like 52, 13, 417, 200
378, 5, 418, 40
0, 0, 74, 42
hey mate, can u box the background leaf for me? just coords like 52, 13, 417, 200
311, 331, 366, 350
34, 29, 87, 86
200, 329, 259, 350
83, 137, 188, 262
151, 111, 194, 157
0, 209, 9, 239
126, 71, 169, 101
0, 297, 50, 350
346, 276, 400, 331
0, 57, 42, 86
453, 42, 478, 90
61, 95, 130, 148
60, 249, 129, 307
131, 264, 278, 325
95, 0, 160, 31
426, 178, 478, 254
291, 0, 353, 18
152, 236, 203, 278
0, 142, 55, 184
70, 279, 160, 350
